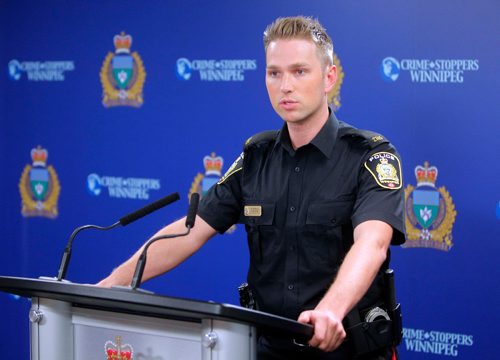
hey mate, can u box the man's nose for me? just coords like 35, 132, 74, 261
280, 73, 293, 93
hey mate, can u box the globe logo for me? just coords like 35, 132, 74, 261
380, 57, 400, 82
87, 173, 102, 196
176, 58, 192, 80
8, 59, 22, 80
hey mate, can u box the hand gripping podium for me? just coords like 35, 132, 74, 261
0, 276, 312, 360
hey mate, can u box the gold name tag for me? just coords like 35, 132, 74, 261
244, 205, 262, 217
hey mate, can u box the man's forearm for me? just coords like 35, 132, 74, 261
316, 220, 392, 318
97, 215, 216, 287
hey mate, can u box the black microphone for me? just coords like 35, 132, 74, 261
185, 192, 200, 228
119, 192, 181, 226
56, 192, 180, 281
130, 193, 200, 290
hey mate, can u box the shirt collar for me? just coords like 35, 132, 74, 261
276, 108, 339, 159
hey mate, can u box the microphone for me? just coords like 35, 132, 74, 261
56, 192, 180, 281
130, 193, 200, 290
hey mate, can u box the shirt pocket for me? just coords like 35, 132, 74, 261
240, 202, 277, 265
303, 198, 355, 270
306, 197, 354, 226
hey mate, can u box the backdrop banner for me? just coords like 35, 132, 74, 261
1, 1, 499, 359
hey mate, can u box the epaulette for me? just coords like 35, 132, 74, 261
244, 130, 278, 150
338, 121, 389, 149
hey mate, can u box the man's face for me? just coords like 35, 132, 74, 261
265, 38, 336, 125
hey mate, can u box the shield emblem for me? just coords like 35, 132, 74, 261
412, 188, 439, 229
202, 176, 218, 196
112, 55, 133, 89
29, 168, 49, 201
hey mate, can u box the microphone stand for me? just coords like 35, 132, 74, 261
130, 193, 200, 291
129, 227, 192, 291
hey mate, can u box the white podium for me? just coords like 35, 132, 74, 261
0, 276, 312, 360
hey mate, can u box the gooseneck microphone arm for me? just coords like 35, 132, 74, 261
56, 192, 181, 282
130, 193, 200, 290
56, 222, 120, 281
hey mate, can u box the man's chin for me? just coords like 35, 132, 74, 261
277, 110, 302, 123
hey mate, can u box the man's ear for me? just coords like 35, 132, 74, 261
324, 65, 337, 93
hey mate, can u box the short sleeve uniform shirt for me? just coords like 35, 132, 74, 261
198, 111, 405, 320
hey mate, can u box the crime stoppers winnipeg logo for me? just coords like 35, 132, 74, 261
100, 32, 146, 107
8, 59, 75, 81
175, 57, 256, 82
403, 327, 473, 357
19, 146, 61, 219
380, 56, 479, 83
404, 162, 456, 251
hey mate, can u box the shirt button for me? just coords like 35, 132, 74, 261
290, 206, 296, 212
294, 166, 300, 173
287, 284, 294, 290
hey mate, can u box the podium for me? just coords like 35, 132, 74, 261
0, 276, 312, 360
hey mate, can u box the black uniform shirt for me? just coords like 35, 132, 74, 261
198, 110, 405, 320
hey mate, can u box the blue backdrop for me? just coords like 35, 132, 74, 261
1, 1, 499, 359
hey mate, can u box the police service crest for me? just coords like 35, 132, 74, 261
105, 336, 133, 360
190, 152, 224, 197
19, 146, 61, 218
190, 152, 236, 233
364, 152, 402, 189
404, 162, 457, 251
100, 32, 146, 107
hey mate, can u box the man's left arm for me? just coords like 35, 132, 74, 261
298, 219, 392, 352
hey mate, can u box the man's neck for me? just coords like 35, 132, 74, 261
287, 105, 330, 149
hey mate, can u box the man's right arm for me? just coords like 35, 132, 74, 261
97, 215, 217, 287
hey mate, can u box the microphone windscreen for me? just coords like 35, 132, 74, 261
185, 193, 200, 228
119, 192, 180, 226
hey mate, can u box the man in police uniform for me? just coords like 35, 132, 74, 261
99, 16, 405, 359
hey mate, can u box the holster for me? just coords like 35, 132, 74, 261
345, 269, 403, 355
238, 282, 257, 310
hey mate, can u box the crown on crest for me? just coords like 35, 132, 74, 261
113, 32, 132, 54
415, 161, 438, 187
105, 336, 133, 360
31, 146, 48, 167
204, 152, 223, 176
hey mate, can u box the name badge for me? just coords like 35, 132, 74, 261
244, 205, 262, 217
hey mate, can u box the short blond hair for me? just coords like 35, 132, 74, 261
263, 16, 334, 66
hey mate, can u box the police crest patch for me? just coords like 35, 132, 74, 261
217, 152, 243, 185
19, 146, 61, 218
364, 152, 402, 189
100, 32, 146, 108
403, 161, 457, 251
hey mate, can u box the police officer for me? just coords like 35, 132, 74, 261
99, 16, 405, 360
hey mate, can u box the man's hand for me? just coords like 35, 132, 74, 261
298, 308, 346, 352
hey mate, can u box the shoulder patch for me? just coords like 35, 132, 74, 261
244, 130, 278, 150
217, 152, 243, 185
364, 151, 402, 189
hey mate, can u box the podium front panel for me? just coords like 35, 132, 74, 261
31, 297, 255, 360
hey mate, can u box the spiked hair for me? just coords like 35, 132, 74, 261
263, 16, 334, 66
